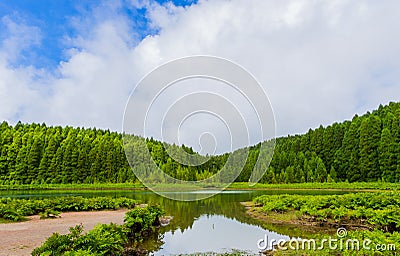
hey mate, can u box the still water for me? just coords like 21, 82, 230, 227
156, 214, 288, 255
1, 189, 348, 255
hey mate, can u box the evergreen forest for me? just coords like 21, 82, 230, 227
0, 101, 399, 185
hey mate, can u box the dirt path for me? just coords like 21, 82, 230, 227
0, 209, 128, 256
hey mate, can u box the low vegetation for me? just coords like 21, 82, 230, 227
270, 229, 400, 256
253, 192, 400, 231
0, 182, 145, 191
31, 205, 164, 256
251, 192, 400, 255
0, 196, 137, 222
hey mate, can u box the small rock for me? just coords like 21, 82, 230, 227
159, 216, 173, 226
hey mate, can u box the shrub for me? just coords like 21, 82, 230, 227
253, 192, 400, 232
0, 196, 138, 222
32, 205, 164, 256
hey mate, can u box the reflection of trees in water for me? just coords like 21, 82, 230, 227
13, 189, 345, 238
133, 232, 165, 255
131, 191, 340, 240
134, 192, 277, 253
136, 192, 257, 234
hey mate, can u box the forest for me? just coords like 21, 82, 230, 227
0, 101, 399, 185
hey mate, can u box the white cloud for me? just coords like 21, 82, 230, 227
0, 16, 41, 63
1, 0, 400, 153
0, 16, 44, 122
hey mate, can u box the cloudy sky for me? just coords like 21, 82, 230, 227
0, 0, 399, 153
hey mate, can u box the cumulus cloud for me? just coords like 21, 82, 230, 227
136, 0, 400, 136
0, 16, 44, 122
1, 0, 400, 153
0, 16, 42, 62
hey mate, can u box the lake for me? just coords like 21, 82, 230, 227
1, 189, 349, 255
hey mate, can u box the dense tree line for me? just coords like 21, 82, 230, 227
258, 101, 400, 183
0, 122, 228, 184
0, 124, 132, 184
0, 102, 399, 185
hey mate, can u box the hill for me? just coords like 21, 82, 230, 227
0, 102, 399, 185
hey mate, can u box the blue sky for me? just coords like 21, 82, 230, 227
0, 0, 196, 68
1, 1, 86, 68
0, 0, 399, 153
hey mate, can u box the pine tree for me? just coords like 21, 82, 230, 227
0, 128, 13, 178
13, 145, 28, 183
341, 116, 361, 182
50, 146, 64, 183
263, 167, 277, 184
27, 134, 43, 183
310, 126, 324, 156
379, 128, 397, 182
329, 166, 337, 182
315, 157, 327, 182
285, 166, 295, 183
77, 135, 91, 183
39, 133, 60, 183
359, 116, 381, 181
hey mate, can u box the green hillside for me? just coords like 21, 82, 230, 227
264, 102, 400, 183
0, 102, 399, 185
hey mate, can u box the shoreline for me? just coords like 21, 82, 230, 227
241, 201, 372, 235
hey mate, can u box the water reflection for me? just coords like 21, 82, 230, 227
1, 189, 350, 254
156, 214, 289, 255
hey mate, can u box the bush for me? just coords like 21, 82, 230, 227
253, 192, 400, 232
124, 206, 164, 242
32, 205, 164, 256
0, 196, 138, 222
